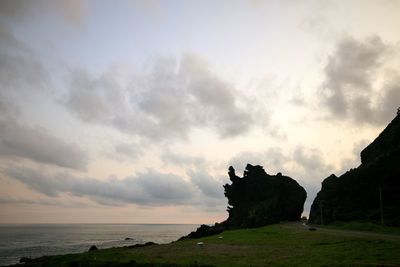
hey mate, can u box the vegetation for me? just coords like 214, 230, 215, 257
10, 223, 400, 267
317, 221, 400, 235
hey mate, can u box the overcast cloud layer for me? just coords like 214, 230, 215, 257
65, 55, 254, 141
321, 36, 400, 125
0, 0, 399, 223
0, 118, 88, 170
5, 165, 224, 208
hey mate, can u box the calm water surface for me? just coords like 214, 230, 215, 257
0, 224, 198, 266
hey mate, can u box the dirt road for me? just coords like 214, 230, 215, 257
283, 221, 400, 241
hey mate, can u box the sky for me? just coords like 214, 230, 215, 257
0, 0, 399, 224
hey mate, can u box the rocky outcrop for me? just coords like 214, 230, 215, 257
180, 223, 225, 240
19, 257, 33, 263
88, 245, 98, 252
309, 114, 400, 226
126, 242, 157, 249
182, 164, 307, 238
224, 164, 307, 227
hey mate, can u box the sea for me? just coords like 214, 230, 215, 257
0, 224, 199, 266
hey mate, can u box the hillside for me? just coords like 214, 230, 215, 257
7, 223, 400, 267
309, 114, 400, 225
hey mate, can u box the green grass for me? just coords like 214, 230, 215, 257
10, 223, 400, 267
318, 221, 400, 235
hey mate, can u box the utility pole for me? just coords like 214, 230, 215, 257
379, 187, 384, 225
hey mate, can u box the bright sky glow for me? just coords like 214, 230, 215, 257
0, 0, 399, 223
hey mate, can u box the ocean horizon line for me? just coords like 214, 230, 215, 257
0, 222, 200, 226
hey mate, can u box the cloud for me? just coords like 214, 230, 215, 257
161, 150, 206, 167
320, 36, 400, 124
188, 170, 224, 199
322, 36, 386, 113
105, 140, 144, 163
0, 195, 91, 208
228, 147, 289, 175
0, 98, 19, 119
0, 48, 48, 95
229, 146, 334, 182
0, 20, 90, 172
66, 69, 128, 122
375, 80, 400, 123
0, 0, 86, 26
135, 55, 255, 139
65, 54, 254, 142
0, 24, 26, 51
181, 55, 254, 137
112, 142, 143, 161
292, 146, 333, 178
0, 19, 89, 171
6, 166, 196, 206
5, 163, 230, 210
0, 118, 88, 170
161, 152, 226, 202
337, 139, 370, 175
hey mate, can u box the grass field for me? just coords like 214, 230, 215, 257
317, 221, 400, 235
9, 223, 400, 267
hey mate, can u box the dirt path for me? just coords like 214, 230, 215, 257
283, 221, 400, 241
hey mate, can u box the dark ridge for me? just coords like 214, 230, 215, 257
309, 113, 400, 226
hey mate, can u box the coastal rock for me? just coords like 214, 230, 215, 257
180, 223, 225, 239
88, 245, 98, 252
19, 257, 32, 263
309, 113, 400, 226
224, 164, 307, 227
127, 241, 157, 249
182, 164, 307, 238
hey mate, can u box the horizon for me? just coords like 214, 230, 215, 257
0, 222, 199, 225
1, 0, 400, 224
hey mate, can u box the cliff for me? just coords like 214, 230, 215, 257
309, 114, 400, 225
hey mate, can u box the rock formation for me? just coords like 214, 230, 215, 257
224, 164, 307, 227
88, 245, 98, 252
309, 114, 400, 226
181, 223, 225, 239
182, 164, 307, 239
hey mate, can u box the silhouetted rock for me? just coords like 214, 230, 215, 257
179, 223, 225, 240
126, 241, 157, 248
224, 164, 307, 228
88, 245, 98, 252
125, 237, 134, 240
19, 257, 32, 263
309, 113, 400, 226
182, 164, 306, 238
